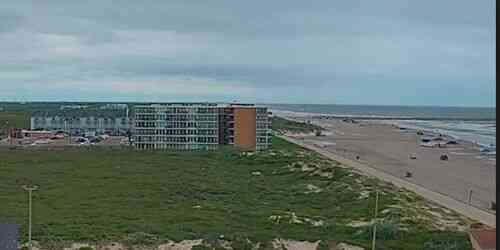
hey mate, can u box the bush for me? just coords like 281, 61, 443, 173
231, 239, 254, 250
123, 232, 159, 246
423, 239, 470, 250
356, 221, 399, 240
317, 241, 330, 250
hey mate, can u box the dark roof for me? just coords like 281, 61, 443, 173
0, 224, 18, 250
470, 229, 496, 249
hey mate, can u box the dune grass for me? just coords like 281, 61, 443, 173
0, 112, 31, 136
0, 137, 471, 249
271, 116, 323, 134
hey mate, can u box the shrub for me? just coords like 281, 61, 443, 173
423, 239, 470, 250
356, 221, 399, 240
123, 232, 159, 246
231, 239, 254, 250
316, 241, 330, 250
257, 241, 277, 250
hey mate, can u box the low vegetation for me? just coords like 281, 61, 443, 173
0, 111, 30, 128
0, 137, 472, 249
0, 111, 31, 137
271, 116, 324, 134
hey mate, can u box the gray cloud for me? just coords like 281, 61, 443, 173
0, 0, 495, 106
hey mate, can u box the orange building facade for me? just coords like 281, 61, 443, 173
132, 103, 271, 151
234, 107, 257, 151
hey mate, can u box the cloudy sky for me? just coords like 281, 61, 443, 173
0, 1, 496, 106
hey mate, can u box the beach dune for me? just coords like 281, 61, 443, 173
288, 117, 496, 214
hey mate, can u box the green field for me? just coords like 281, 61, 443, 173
0, 137, 471, 249
271, 116, 324, 134
0, 111, 30, 129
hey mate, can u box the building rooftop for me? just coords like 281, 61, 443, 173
32, 109, 128, 118
469, 229, 496, 250
133, 103, 265, 108
0, 223, 18, 250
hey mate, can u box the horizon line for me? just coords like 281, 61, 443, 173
0, 100, 495, 109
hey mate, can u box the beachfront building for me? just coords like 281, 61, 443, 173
132, 103, 272, 151
30, 107, 130, 136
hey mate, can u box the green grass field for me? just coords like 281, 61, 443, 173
0, 112, 30, 137
0, 137, 471, 249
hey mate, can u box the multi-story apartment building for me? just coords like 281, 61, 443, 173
30, 107, 130, 136
132, 103, 271, 150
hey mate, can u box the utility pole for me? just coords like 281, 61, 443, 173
22, 184, 39, 250
371, 190, 379, 250
65, 119, 70, 145
67, 118, 72, 145
9, 127, 13, 146
468, 189, 473, 205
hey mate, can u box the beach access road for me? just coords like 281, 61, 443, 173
279, 135, 496, 228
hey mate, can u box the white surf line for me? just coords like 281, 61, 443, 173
449, 152, 474, 155
279, 135, 496, 228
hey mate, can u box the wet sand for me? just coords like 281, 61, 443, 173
285, 117, 496, 213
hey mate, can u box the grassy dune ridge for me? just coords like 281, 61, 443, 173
271, 116, 324, 134
0, 136, 471, 249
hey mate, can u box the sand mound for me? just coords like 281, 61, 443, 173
269, 212, 324, 227
305, 184, 323, 194
272, 239, 320, 250
98, 242, 126, 250
357, 190, 370, 199
347, 220, 372, 227
337, 242, 365, 250
63, 243, 94, 250
158, 239, 203, 250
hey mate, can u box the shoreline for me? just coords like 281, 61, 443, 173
279, 134, 496, 227
271, 109, 496, 148
275, 115, 496, 227
270, 108, 497, 121
371, 120, 495, 155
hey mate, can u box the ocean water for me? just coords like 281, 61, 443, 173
266, 104, 496, 148
390, 120, 496, 147
266, 104, 495, 120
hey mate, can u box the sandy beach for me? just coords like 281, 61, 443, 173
282, 116, 496, 215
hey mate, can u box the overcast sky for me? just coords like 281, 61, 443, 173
0, 1, 496, 106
